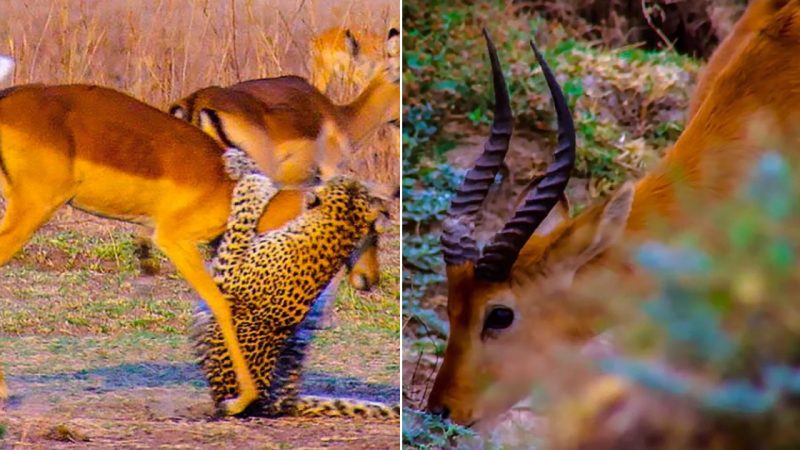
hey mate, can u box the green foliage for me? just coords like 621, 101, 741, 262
403, 0, 699, 192
402, 409, 478, 450
594, 153, 800, 443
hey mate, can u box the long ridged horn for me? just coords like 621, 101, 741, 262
440, 29, 513, 266
475, 40, 576, 281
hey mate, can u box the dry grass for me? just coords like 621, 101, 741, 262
0, 1, 399, 448
0, 0, 397, 105
0, 0, 399, 183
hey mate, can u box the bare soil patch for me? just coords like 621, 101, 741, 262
2, 209, 400, 449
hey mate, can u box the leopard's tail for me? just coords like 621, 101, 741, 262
277, 395, 400, 420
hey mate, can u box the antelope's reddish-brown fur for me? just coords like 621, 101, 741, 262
428, 0, 800, 428
0, 82, 331, 414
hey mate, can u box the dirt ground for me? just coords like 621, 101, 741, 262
1, 208, 401, 450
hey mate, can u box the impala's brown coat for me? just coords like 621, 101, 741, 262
0, 83, 321, 414
688, 0, 790, 120
170, 73, 399, 183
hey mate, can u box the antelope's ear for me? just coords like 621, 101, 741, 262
545, 182, 634, 271
169, 104, 188, 121
764, 0, 800, 40
386, 28, 400, 57
345, 29, 360, 57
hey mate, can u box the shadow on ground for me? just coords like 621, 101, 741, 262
6, 362, 399, 404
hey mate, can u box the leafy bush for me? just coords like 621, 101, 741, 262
521, 0, 748, 58
552, 152, 800, 448
402, 409, 478, 449
403, 0, 698, 190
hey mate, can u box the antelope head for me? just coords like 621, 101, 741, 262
426, 31, 636, 428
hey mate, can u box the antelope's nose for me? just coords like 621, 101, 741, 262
428, 404, 451, 420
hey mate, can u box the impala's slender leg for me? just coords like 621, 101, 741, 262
0, 188, 69, 400
151, 231, 257, 415
0, 191, 67, 266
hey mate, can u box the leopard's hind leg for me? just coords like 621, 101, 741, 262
268, 279, 400, 420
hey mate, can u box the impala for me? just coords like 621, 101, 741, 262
309, 26, 400, 98
427, 0, 800, 427
0, 68, 348, 414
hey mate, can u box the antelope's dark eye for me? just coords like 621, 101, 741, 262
484, 306, 514, 331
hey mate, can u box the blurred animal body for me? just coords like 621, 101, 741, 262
165, 31, 400, 290
309, 26, 400, 99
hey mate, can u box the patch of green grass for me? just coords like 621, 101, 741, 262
306, 264, 400, 384
403, 408, 481, 449
33, 230, 83, 259
88, 237, 139, 273
1, 333, 191, 377
403, 0, 698, 189
337, 280, 400, 337
20, 227, 143, 274
0, 268, 193, 336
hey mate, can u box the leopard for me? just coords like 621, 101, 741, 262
190, 148, 399, 419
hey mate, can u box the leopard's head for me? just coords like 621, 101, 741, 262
306, 177, 391, 233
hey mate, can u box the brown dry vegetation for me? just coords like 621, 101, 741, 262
0, 0, 399, 184
0, 0, 400, 448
